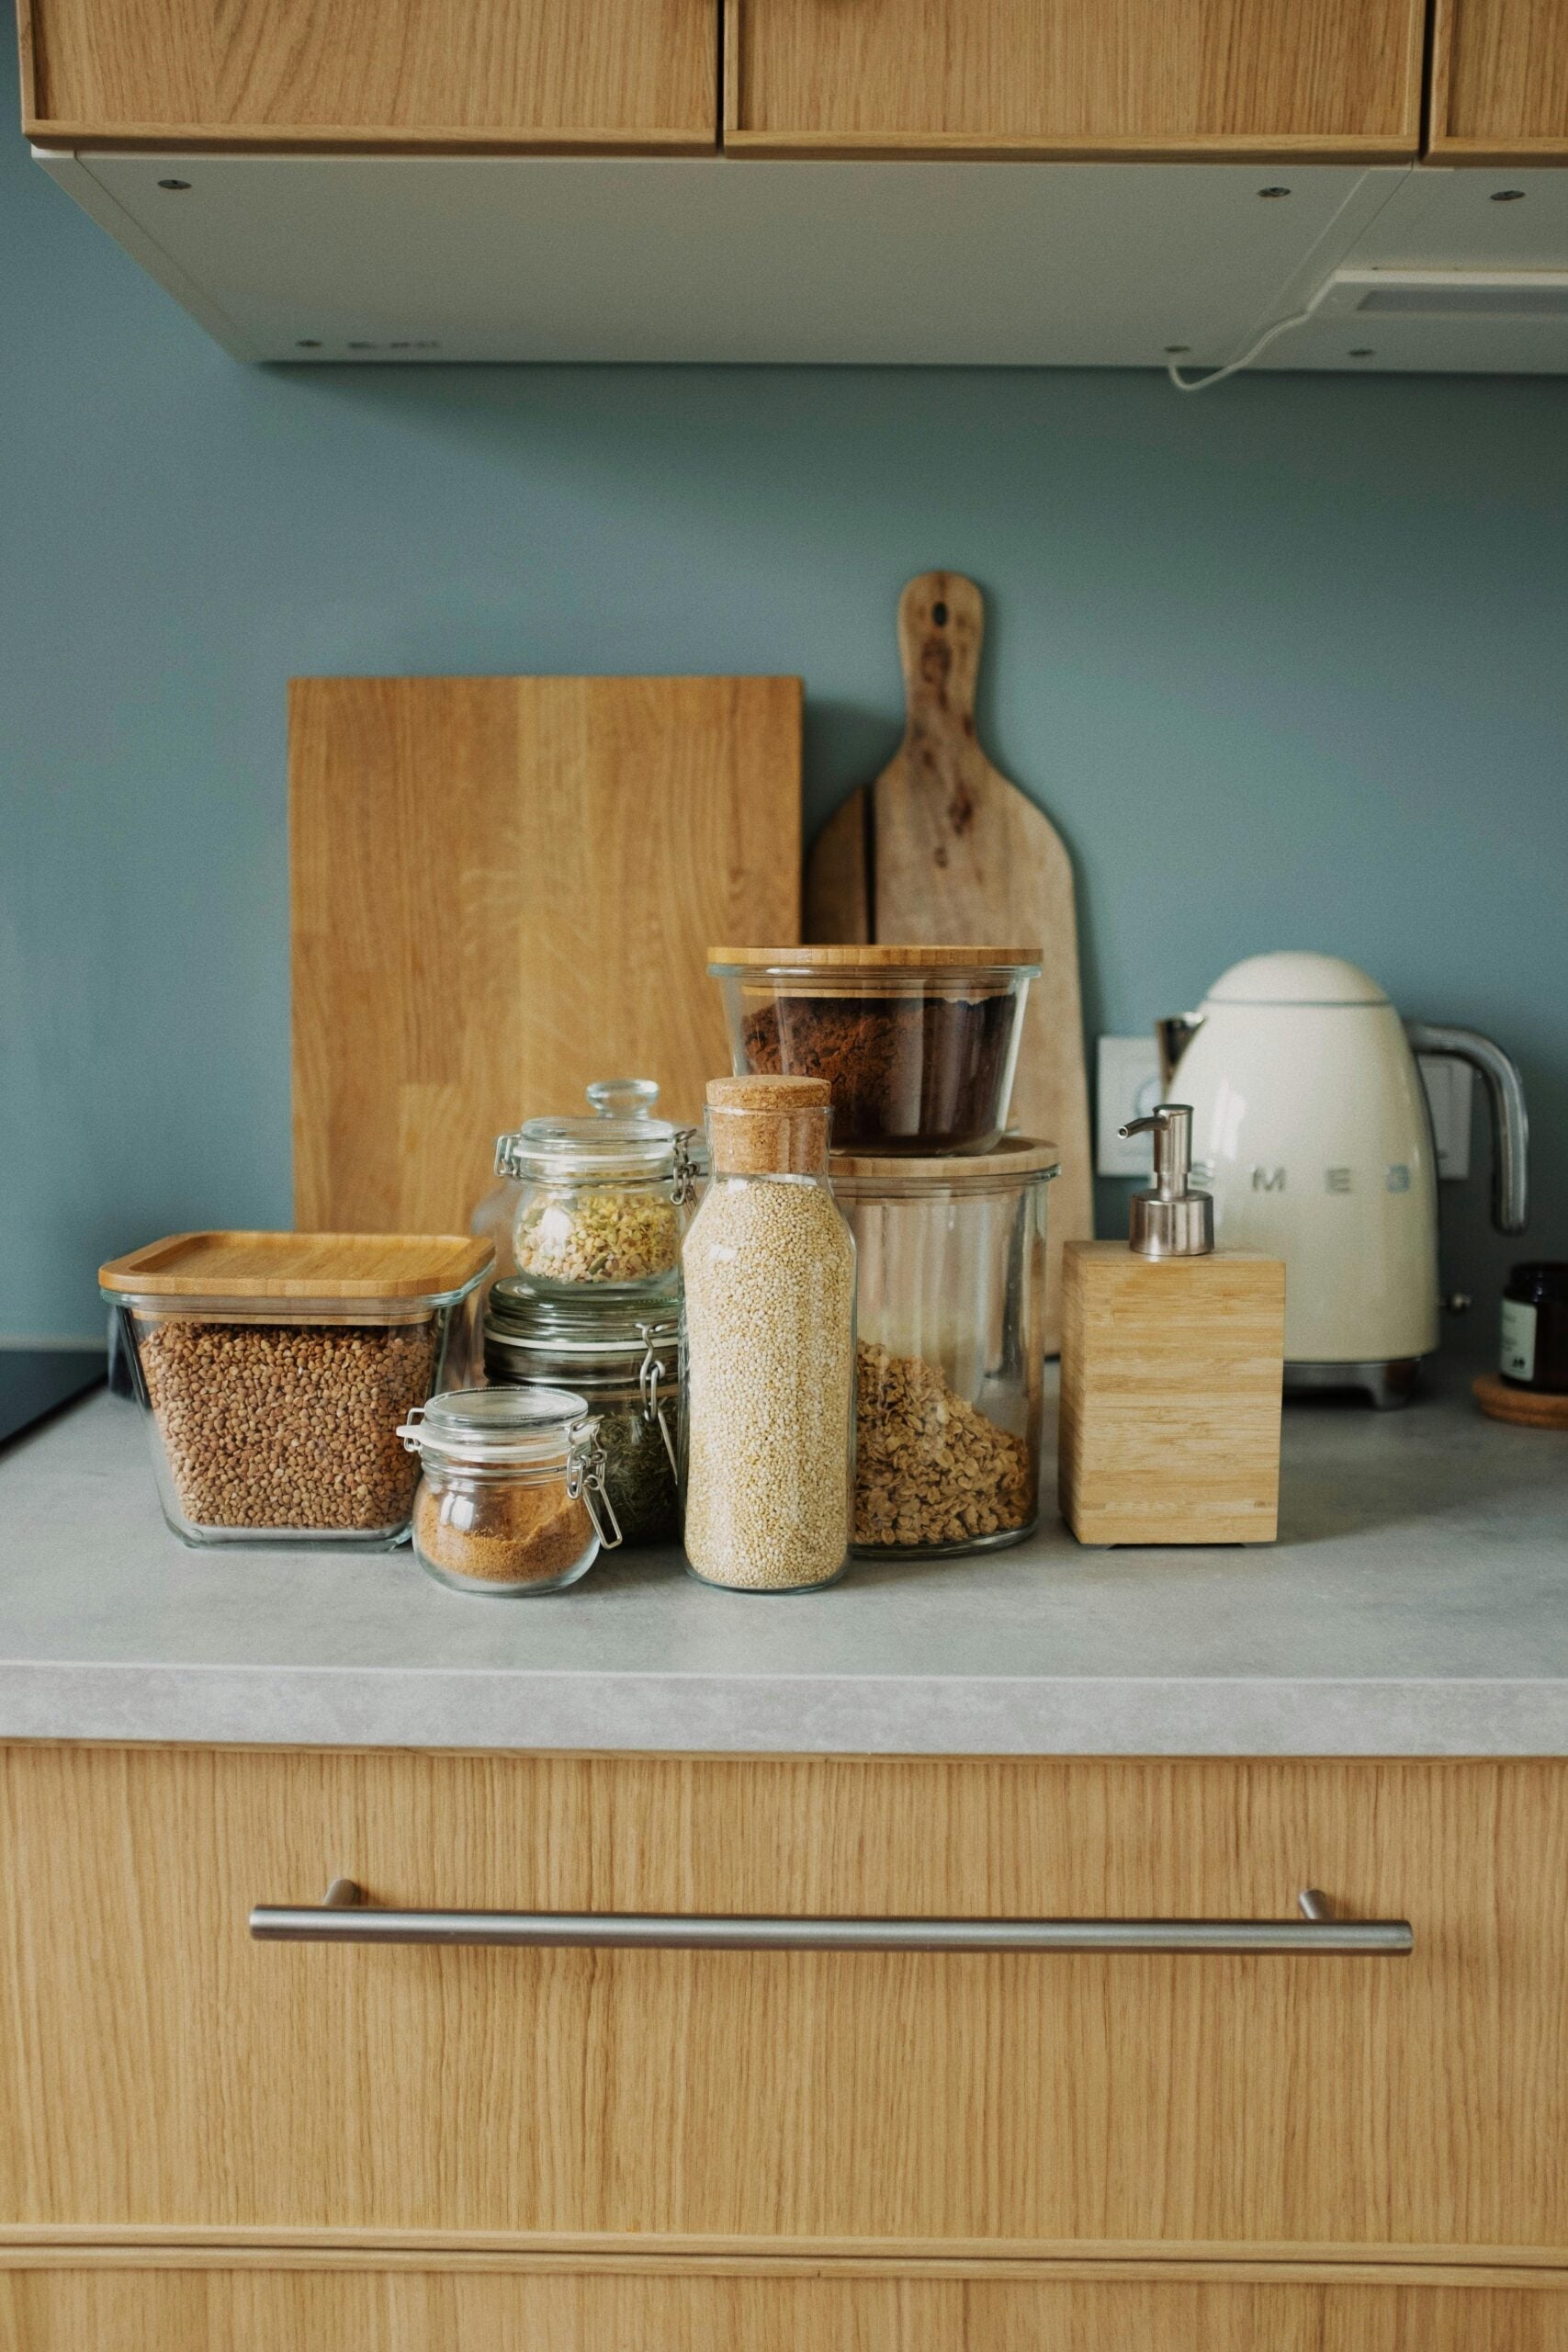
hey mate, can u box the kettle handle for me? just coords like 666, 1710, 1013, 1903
1404, 1023, 1529, 1236
1156, 1013, 1204, 1093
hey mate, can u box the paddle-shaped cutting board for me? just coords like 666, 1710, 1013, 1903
805, 573, 1091, 1349
292, 673, 801, 1233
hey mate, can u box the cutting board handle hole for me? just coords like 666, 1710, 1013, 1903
931, 601, 948, 627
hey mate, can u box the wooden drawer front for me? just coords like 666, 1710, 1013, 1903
21, 0, 718, 148
1430, 0, 1568, 157
725, 0, 1426, 157
4, 2262, 1568, 2351
2, 1746, 1566, 2252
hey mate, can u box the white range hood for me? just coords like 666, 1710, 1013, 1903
36, 146, 1568, 373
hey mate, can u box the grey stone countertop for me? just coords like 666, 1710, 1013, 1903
1, 1355, 1564, 1757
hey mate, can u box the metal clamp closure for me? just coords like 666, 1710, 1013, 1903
637, 1319, 682, 1476
671, 1129, 700, 1206
566, 1418, 623, 1551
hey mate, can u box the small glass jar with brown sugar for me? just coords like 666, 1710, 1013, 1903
399, 1386, 621, 1596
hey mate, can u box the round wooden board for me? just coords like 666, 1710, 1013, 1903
1473, 1371, 1568, 1430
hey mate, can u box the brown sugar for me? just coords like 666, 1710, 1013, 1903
413, 1475, 595, 1589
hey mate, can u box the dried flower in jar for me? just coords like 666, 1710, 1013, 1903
514, 1190, 680, 1285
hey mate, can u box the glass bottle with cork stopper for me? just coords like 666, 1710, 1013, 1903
1058, 1103, 1286, 1545
681, 1075, 856, 1592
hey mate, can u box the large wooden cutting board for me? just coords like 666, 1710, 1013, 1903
805, 573, 1092, 1349
292, 673, 801, 1232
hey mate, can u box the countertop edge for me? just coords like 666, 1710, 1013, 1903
4, 1661, 1568, 1757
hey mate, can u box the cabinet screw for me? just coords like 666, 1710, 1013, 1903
1258, 186, 1291, 198
296, 339, 322, 349
1164, 344, 1190, 354
1491, 189, 1525, 202
157, 177, 190, 190
1348, 346, 1375, 357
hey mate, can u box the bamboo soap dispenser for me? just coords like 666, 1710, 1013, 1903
1059, 1103, 1286, 1545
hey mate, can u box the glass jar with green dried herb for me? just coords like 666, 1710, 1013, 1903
483, 1279, 681, 1546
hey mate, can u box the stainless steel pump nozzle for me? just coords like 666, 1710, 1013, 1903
1120, 1103, 1214, 1259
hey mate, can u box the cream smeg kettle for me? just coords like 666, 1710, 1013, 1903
1158, 954, 1528, 1408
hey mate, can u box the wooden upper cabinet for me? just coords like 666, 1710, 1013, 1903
723, 0, 1426, 159
17, 0, 719, 150
1430, 0, 1568, 158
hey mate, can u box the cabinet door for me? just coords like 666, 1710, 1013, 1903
4, 2264, 1567, 2351
724, 0, 1425, 158
19, 0, 718, 151
4, 1746, 1568, 2256
1430, 1, 1568, 158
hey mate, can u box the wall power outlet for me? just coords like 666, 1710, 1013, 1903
1095, 1037, 1474, 1181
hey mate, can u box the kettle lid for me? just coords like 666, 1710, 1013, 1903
1203, 952, 1389, 1009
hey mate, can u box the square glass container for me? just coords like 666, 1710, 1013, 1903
100, 1232, 491, 1548
708, 945, 1040, 1154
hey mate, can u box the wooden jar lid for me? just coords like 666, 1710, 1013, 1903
830, 1136, 1060, 1185
100, 1230, 493, 1303
709, 944, 1042, 971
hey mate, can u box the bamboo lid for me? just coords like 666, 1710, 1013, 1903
709, 944, 1041, 971
706, 1075, 831, 1174
830, 1136, 1060, 1187
100, 1231, 493, 1303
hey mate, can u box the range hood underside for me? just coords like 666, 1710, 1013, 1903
36, 150, 1568, 372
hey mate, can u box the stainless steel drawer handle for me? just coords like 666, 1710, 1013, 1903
250, 1881, 1412, 1956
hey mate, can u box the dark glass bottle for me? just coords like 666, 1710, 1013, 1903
1500, 1264, 1568, 1396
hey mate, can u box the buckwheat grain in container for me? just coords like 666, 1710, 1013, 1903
100, 1232, 491, 1547
681, 1077, 855, 1593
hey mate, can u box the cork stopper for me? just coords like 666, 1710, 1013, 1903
706, 1075, 832, 1175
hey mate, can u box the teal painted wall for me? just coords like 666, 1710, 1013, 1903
3, 42, 1565, 1345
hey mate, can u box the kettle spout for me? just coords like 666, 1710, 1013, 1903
1156, 1014, 1204, 1093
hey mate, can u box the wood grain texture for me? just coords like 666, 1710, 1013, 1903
1059, 1240, 1286, 1545
21, 0, 718, 146
804, 573, 1091, 1351
290, 675, 800, 1236
98, 1231, 491, 1301
1429, 0, 1568, 157
5, 2237, 1568, 2273
714, 944, 1043, 967
725, 0, 1425, 155
5, 2264, 1568, 2352
3, 1745, 1567, 2252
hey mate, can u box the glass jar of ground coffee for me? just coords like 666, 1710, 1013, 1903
484, 1280, 682, 1545
1501, 1263, 1568, 1396
707, 947, 1041, 1155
